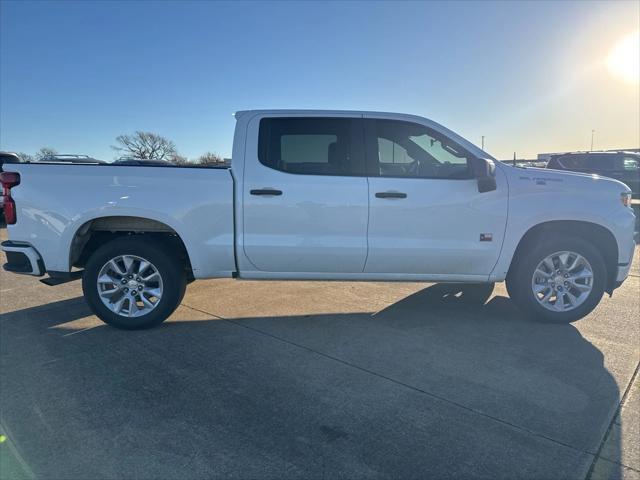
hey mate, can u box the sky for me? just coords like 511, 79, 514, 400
1, 0, 639, 161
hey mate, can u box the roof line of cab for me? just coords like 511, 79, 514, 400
234, 109, 429, 122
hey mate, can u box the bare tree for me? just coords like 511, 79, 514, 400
197, 152, 224, 165
111, 132, 177, 160
169, 153, 190, 166
17, 152, 34, 162
35, 147, 57, 161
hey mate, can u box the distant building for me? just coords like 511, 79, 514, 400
499, 157, 546, 168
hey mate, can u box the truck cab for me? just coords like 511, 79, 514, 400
233, 111, 505, 281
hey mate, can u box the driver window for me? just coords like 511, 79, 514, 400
368, 119, 473, 179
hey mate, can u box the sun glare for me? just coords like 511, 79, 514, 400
607, 30, 640, 84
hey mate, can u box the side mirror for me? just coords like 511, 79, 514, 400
473, 158, 497, 193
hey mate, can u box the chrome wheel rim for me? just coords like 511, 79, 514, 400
531, 251, 593, 312
97, 255, 163, 317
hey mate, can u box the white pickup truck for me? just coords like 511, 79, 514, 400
1, 110, 636, 329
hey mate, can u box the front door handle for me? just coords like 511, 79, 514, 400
375, 191, 407, 199
250, 188, 283, 196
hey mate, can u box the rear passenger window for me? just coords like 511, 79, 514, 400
258, 118, 364, 176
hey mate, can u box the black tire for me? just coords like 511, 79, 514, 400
507, 236, 606, 323
82, 236, 186, 330
505, 272, 520, 303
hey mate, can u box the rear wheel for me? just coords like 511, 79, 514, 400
507, 236, 606, 323
82, 237, 186, 329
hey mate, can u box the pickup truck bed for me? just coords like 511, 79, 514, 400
7, 163, 236, 278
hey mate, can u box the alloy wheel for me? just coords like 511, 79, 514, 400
96, 255, 164, 317
531, 251, 594, 312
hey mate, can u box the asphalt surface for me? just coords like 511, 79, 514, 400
0, 227, 638, 479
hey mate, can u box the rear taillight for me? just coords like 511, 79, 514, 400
0, 171, 20, 189
1, 171, 21, 224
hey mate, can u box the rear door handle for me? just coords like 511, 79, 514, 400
375, 191, 407, 199
250, 189, 283, 196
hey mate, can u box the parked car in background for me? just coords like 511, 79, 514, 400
0, 152, 23, 221
546, 151, 640, 198
1, 110, 636, 329
40, 154, 106, 164
0, 151, 22, 170
113, 158, 173, 167
505, 159, 548, 169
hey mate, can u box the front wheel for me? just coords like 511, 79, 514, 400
82, 237, 186, 329
506, 236, 606, 323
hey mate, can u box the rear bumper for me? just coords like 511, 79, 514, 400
1, 241, 45, 276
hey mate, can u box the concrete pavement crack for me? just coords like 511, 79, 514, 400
180, 302, 600, 460
585, 360, 640, 479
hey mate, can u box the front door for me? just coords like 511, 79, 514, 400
363, 117, 508, 277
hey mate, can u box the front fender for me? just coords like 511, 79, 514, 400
491, 195, 635, 281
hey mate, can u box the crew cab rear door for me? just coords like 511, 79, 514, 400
241, 115, 369, 273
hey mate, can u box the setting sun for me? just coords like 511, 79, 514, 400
607, 30, 640, 83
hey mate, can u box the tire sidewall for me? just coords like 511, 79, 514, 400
82, 237, 185, 329
512, 237, 606, 323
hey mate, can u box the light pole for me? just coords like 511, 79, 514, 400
481, 136, 485, 150
590, 130, 595, 151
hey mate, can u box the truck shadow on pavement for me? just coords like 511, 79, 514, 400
0, 284, 623, 479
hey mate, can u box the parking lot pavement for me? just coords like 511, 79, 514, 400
0, 228, 638, 480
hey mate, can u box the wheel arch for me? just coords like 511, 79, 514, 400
506, 220, 619, 294
68, 215, 194, 280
